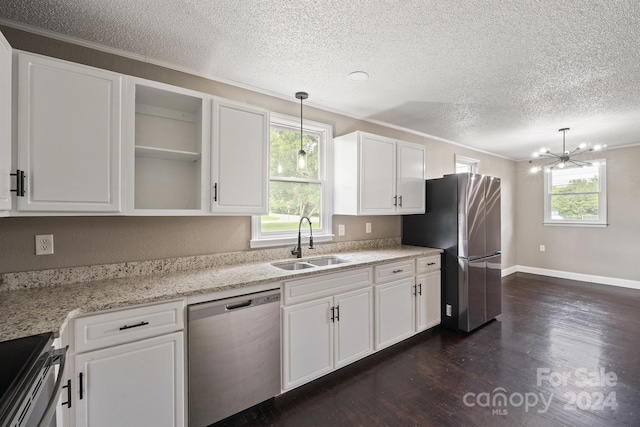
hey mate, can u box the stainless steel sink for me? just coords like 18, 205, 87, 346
271, 261, 317, 270
271, 256, 349, 270
306, 256, 349, 266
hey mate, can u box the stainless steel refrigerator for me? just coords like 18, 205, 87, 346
402, 173, 502, 332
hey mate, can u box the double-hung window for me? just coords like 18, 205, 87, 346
251, 113, 333, 247
543, 160, 607, 226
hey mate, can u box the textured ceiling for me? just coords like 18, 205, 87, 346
1, 0, 640, 160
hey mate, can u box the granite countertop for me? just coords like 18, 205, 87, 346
0, 245, 441, 342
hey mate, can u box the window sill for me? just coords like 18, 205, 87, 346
543, 221, 608, 228
250, 234, 335, 249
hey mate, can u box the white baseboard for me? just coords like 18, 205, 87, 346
508, 265, 640, 290
501, 265, 518, 277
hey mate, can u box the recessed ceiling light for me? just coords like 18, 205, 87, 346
347, 71, 369, 81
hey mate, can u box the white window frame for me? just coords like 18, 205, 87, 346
543, 159, 607, 227
455, 154, 480, 174
250, 113, 334, 248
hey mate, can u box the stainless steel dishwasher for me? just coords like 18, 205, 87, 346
188, 290, 281, 427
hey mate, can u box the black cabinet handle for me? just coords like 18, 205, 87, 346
10, 170, 25, 197
330, 306, 335, 322
119, 321, 149, 331
335, 306, 340, 321
61, 379, 72, 408
393, 195, 398, 207
392, 269, 404, 274
418, 283, 422, 295
214, 183, 218, 202
79, 372, 84, 400
427, 262, 436, 266
398, 195, 403, 207
413, 284, 416, 296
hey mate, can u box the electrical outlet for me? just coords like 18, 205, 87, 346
338, 224, 345, 236
366, 222, 372, 233
539, 245, 545, 252
35, 234, 54, 255
446, 304, 452, 317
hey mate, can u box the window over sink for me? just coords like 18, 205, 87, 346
250, 113, 333, 247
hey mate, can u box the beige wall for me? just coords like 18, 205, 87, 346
515, 145, 640, 281
0, 26, 516, 274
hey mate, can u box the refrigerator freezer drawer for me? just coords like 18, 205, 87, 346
457, 254, 502, 332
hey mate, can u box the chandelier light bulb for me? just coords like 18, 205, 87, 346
594, 144, 602, 150
533, 152, 540, 158
558, 162, 565, 169
530, 166, 541, 173
545, 167, 552, 173
297, 150, 306, 169
579, 143, 587, 149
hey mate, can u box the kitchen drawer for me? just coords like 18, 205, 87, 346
283, 267, 373, 305
75, 299, 185, 353
416, 255, 441, 274
374, 259, 415, 283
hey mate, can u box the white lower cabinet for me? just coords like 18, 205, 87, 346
282, 297, 334, 390
74, 332, 184, 427
415, 271, 441, 332
334, 288, 374, 369
281, 256, 441, 392
65, 300, 186, 427
282, 286, 373, 390
374, 277, 416, 350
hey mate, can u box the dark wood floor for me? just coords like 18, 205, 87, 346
214, 273, 640, 427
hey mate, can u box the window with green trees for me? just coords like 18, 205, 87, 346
251, 113, 333, 247
544, 160, 607, 225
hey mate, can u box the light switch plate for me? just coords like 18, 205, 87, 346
35, 234, 54, 255
366, 223, 372, 233
338, 224, 345, 236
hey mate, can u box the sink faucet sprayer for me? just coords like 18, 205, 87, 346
292, 216, 314, 258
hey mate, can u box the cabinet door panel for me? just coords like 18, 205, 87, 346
212, 100, 268, 214
396, 142, 425, 214
359, 134, 395, 214
282, 297, 333, 390
334, 288, 374, 369
375, 277, 415, 350
0, 31, 10, 212
17, 54, 121, 212
75, 332, 184, 427
416, 271, 441, 332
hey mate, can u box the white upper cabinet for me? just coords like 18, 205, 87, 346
0, 30, 11, 214
16, 52, 122, 212
125, 78, 209, 215
396, 141, 426, 214
211, 99, 269, 215
334, 131, 425, 215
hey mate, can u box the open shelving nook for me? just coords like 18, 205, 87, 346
133, 83, 205, 212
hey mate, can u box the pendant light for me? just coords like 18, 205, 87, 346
295, 91, 308, 169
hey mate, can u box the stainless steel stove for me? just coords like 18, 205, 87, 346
0, 332, 67, 427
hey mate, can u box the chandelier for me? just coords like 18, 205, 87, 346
530, 128, 606, 173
